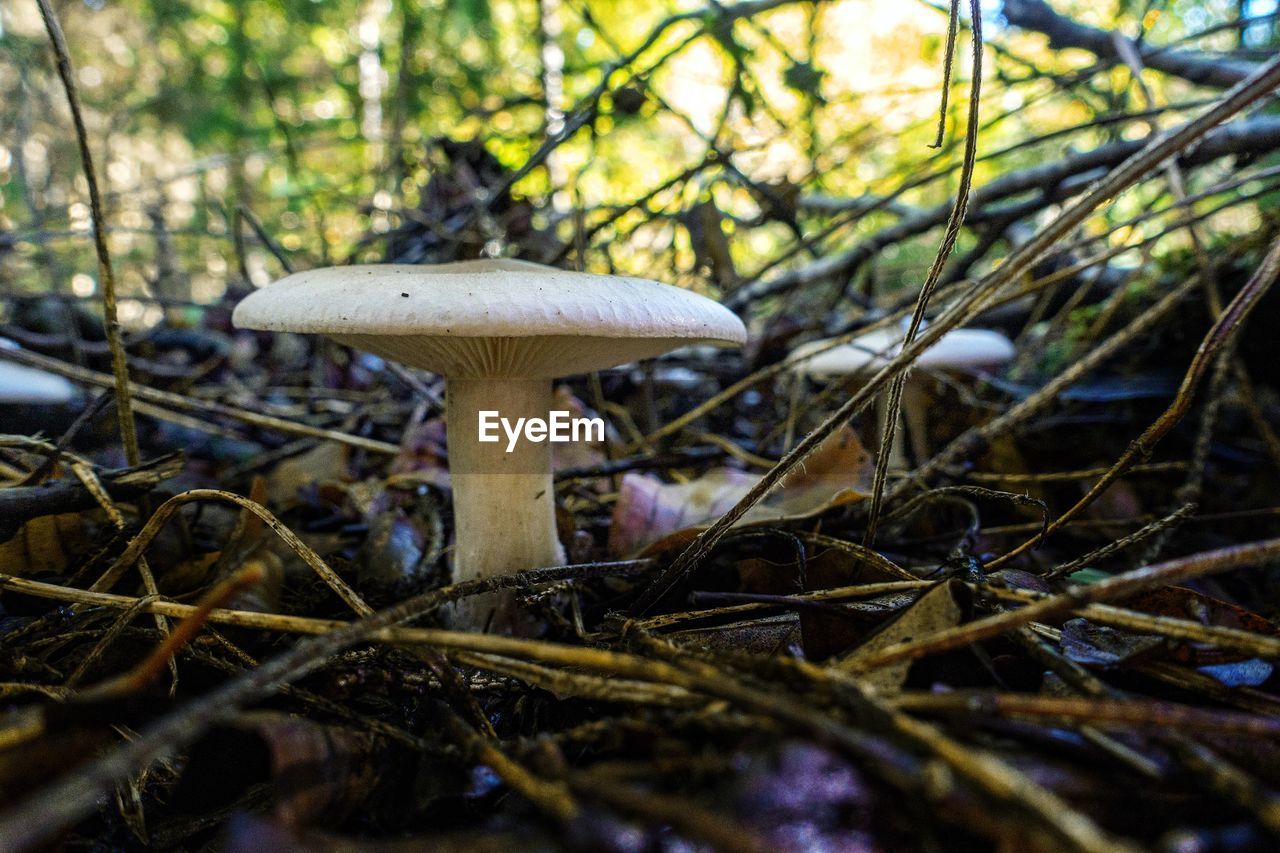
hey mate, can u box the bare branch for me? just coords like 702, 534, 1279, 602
1004, 0, 1258, 89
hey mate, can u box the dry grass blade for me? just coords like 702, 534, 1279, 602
865, 0, 983, 545
88, 488, 370, 616
34, 0, 140, 466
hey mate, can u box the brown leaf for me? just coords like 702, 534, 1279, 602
608, 468, 755, 557
737, 556, 800, 596
835, 581, 969, 693
266, 443, 351, 509
799, 549, 921, 659
0, 511, 86, 576
1123, 586, 1276, 634
775, 426, 874, 516
1121, 586, 1279, 666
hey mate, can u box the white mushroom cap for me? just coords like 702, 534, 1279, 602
232, 259, 747, 379
916, 328, 1017, 371
789, 324, 1014, 379
789, 327, 900, 378
0, 341, 77, 404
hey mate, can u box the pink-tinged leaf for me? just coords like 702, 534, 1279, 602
609, 468, 756, 557
389, 417, 450, 488
608, 427, 871, 556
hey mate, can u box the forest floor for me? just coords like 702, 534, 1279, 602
1, 226, 1280, 851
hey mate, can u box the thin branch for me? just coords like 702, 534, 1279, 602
1004, 0, 1259, 89
865, 0, 983, 544
35, 0, 141, 466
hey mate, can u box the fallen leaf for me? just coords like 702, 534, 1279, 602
608, 469, 755, 557
1123, 586, 1275, 633
1121, 586, 1280, 666
799, 548, 921, 659
608, 427, 869, 556
390, 417, 449, 485
0, 512, 86, 576
775, 425, 874, 511
835, 581, 968, 692
1059, 618, 1164, 667
266, 443, 350, 509
1197, 658, 1273, 687
683, 199, 737, 289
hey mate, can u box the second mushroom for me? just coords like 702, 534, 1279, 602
788, 322, 1014, 469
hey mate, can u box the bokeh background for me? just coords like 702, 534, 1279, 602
1, 0, 1277, 327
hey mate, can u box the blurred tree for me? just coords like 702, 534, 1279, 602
0, 0, 1275, 333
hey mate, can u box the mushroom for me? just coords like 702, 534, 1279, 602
788, 323, 1014, 468
232, 259, 745, 624
0, 339, 77, 404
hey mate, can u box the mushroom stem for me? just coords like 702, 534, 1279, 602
874, 390, 910, 470
446, 377, 566, 598
901, 381, 932, 468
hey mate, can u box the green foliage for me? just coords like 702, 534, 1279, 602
0, 0, 1274, 314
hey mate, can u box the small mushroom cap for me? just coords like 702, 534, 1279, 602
232, 259, 746, 378
789, 326, 1015, 379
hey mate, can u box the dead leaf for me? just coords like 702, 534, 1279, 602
776, 425, 874, 507
800, 549, 922, 659
737, 556, 801, 596
1121, 586, 1279, 666
266, 443, 350, 509
390, 417, 449, 485
608, 427, 869, 556
608, 468, 755, 557
835, 581, 968, 693
1197, 659, 1273, 688
1124, 586, 1275, 633
1059, 618, 1165, 667
0, 512, 86, 576
684, 199, 737, 289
